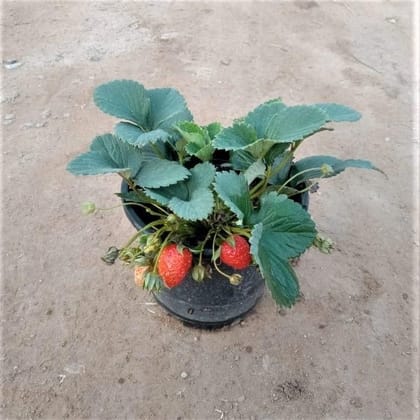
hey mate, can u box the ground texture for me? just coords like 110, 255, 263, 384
1, 1, 419, 419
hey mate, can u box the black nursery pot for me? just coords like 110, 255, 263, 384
121, 181, 309, 328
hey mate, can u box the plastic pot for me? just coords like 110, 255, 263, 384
120, 181, 309, 328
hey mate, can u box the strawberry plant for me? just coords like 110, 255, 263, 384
67, 79, 381, 308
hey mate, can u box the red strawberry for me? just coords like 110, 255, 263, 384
157, 244, 192, 288
220, 235, 252, 270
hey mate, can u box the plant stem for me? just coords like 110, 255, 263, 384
269, 150, 294, 180
230, 226, 251, 238
277, 167, 322, 193
119, 173, 170, 216
122, 220, 164, 248
198, 228, 214, 266
152, 232, 174, 273
250, 166, 272, 199
287, 182, 317, 198
211, 231, 231, 280
96, 202, 162, 217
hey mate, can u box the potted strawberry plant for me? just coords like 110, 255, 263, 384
68, 79, 381, 327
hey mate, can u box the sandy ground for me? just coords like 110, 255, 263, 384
1, 1, 419, 419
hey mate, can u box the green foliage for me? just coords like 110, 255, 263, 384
94, 80, 150, 127
115, 123, 171, 146
250, 193, 317, 306
214, 104, 327, 161
251, 192, 317, 258
312, 103, 361, 122
174, 121, 218, 161
94, 80, 192, 147
214, 171, 252, 225
213, 122, 258, 151
134, 159, 190, 188
263, 105, 327, 142
67, 134, 143, 176
291, 155, 381, 184
144, 162, 215, 221
244, 159, 266, 185
67, 78, 382, 309
244, 99, 287, 137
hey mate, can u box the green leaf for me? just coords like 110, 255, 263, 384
213, 122, 258, 151
115, 122, 171, 146
250, 223, 300, 307
186, 143, 214, 161
292, 155, 382, 184
134, 159, 190, 188
67, 133, 143, 176
249, 193, 317, 307
260, 251, 300, 306
268, 152, 293, 185
94, 81, 192, 144
313, 103, 361, 122
231, 150, 257, 171
215, 104, 327, 159
189, 161, 216, 190
94, 80, 150, 127
143, 183, 188, 206
169, 188, 214, 221
175, 121, 215, 161
116, 190, 155, 205
251, 192, 316, 259
246, 139, 277, 159
114, 122, 144, 143
265, 105, 327, 142
264, 143, 291, 165
245, 99, 286, 138
214, 171, 252, 225
175, 121, 206, 146
144, 162, 215, 220
205, 122, 222, 139
244, 159, 266, 185
147, 88, 193, 131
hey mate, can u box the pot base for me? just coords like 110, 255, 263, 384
153, 265, 265, 328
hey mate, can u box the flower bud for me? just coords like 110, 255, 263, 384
81, 201, 96, 215
229, 273, 242, 286
101, 246, 119, 264
144, 235, 161, 254
320, 164, 334, 176
313, 234, 334, 254
166, 214, 178, 225
192, 264, 206, 282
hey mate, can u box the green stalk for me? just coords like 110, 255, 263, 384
152, 232, 174, 273
198, 228, 215, 266
277, 167, 322, 193
229, 226, 252, 238
287, 182, 317, 198
250, 166, 272, 199
122, 219, 164, 249
269, 150, 294, 180
211, 231, 231, 280
119, 173, 169, 216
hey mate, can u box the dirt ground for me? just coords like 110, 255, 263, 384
1, 1, 419, 419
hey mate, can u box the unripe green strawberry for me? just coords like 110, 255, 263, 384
157, 244, 192, 288
220, 235, 251, 270
192, 264, 206, 282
